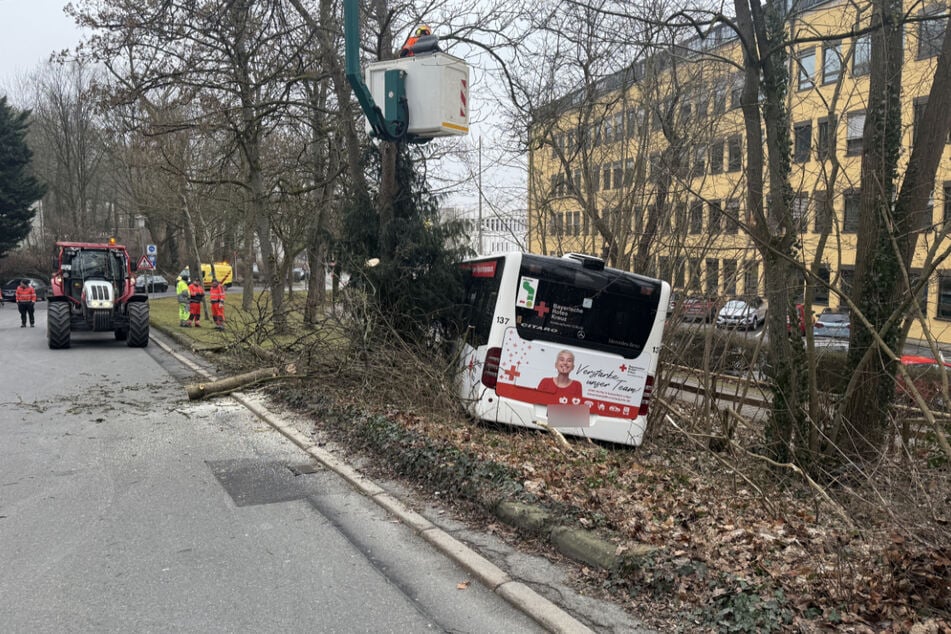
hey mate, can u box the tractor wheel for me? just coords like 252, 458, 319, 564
127, 302, 150, 347
47, 302, 71, 349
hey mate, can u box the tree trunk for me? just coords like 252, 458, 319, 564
839, 0, 904, 458
184, 365, 297, 400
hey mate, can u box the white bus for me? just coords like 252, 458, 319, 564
456, 252, 670, 446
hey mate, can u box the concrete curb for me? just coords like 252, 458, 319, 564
150, 331, 595, 633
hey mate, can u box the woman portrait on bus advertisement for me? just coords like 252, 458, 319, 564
536, 349, 584, 404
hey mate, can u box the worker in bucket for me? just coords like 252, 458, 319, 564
400, 25, 432, 57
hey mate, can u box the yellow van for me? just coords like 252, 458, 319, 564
179, 262, 234, 289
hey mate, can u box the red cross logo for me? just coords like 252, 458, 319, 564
467, 358, 477, 375
533, 301, 550, 318
619, 364, 627, 372
502, 364, 521, 381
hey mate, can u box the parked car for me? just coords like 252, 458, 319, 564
1, 277, 50, 303
681, 296, 720, 323
666, 291, 682, 319
134, 274, 169, 293
814, 309, 850, 340
898, 355, 951, 410
716, 297, 768, 330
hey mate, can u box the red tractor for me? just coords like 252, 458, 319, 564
47, 240, 150, 349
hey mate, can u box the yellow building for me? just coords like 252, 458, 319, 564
528, 0, 951, 345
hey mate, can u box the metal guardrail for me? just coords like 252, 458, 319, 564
662, 363, 951, 419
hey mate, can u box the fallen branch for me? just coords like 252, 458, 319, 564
185, 364, 297, 400
533, 419, 574, 451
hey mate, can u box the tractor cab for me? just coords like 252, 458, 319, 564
59, 246, 130, 304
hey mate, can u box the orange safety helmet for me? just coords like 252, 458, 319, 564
415, 25, 431, 36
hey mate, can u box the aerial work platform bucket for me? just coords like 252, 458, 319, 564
365, 52, 470, 139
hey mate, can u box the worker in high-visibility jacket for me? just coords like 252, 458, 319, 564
176, 276, 190, 327
15, 279, 37, 328
400, 25, 431, 57
209, 279, 226, 330
186, 278, 204, 327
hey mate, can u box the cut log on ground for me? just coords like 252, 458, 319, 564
185, 364, 297, 400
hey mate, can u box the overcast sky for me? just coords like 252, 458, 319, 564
0, 0, 83, 87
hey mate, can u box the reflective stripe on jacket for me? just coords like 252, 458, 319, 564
210, 286, 225, 304
15, 286, 37, 303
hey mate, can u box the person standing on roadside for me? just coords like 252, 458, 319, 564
176, 275, 190, 327
209, 279, 225, 330
187, 277, 204, 327
15, 279, 37, 328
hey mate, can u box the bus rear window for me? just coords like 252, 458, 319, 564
513, 264, 660, 358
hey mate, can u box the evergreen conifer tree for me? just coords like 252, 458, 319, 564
342, 144, 472, 343
0, 96, 46, 258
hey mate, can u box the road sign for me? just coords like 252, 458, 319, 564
146, 244, 157, 256
137, 255, 154, 270
148, 255, 157, 268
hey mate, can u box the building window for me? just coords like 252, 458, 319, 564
844, 189, 861, 232
818, 117, 835, 160
696, 96, 709, 119
689, 201, 704, 234
550, 212, 564, 236
943, 182, 951, 229
625, 159, 635, 187
679, 101, 692, 126
657, 256, 670, 282
823, 41, 842, 84
613, 161, 623, 190
725, 199, 740, 234
853, 34, 871, 76
730, 78, 744, 110
794, 121, 812, 163
723, 259, 737, 296
709, 141, 724, 174
693, 146, 706, 176
674, 259, 685, 289
815, 266, 830, 305
651, 105, 664, 132
814, 190, 832, 233
846, 111, 865, 156
602, 165, 612, 191
728, 136, 742, 171
713, 83, 727, 114
797, 48, 816, 90
649, 153, 661, 180
706, 259, 720, 296
688, 258, 702, 292
744, 262, 759, 297
792, 194, 809, 231
675, 202, 686, 232
938, 273, 951, 319
567, 211, 581, 236
590, 167, 600, 192
918, 8, 947, 60
709, 200, 723, 233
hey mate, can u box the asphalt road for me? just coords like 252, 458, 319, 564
0, 302, 550, 632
